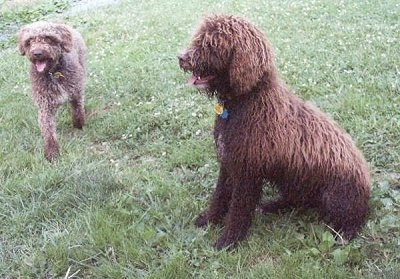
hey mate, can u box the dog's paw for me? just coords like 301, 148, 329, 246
215, 234, 237, 250
195, 212, 212, 228
72, 116, 85, 129
259, 203, 278, 214
44, 149, 59, 162
44, 142, 59, 162
195, 210, 225, 228
259, 199, 290, 214
73, 122, 84, 129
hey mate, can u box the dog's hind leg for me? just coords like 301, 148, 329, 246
71, 93, 85, 129
196, 166, 232, 227
320, 182, 369, 241
259, 182, 298, 214
259, 198, 294, 214
215, 175, 263, 249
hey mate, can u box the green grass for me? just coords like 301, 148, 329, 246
1, 0, 399, 278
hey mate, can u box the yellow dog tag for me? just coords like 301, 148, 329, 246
53, 72, 65, 80
214, 103, 224, 115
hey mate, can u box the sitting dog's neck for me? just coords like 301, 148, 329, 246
216, 71, 279, 102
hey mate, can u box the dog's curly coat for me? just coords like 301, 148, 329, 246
19, 21, 87, 161
179, 15, 371, 249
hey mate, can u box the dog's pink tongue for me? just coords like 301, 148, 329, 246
188, 75, 198, 86
35, 61, 47, 73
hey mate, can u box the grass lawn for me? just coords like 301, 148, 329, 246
0, 0, 399, 278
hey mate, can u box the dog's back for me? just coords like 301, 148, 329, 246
68, 25, 87, 71
255, 87, 370, 239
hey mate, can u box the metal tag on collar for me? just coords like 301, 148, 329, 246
214, 101, 229, 119
53, 71, 65, 80
49, 71, 65, 82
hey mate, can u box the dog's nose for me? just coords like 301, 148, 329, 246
178, 53, 190, 69
32, 50, 44, 59
178, 54, 184, 64
178, 51, 188, 62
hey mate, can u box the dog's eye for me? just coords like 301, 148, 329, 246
44, 36, 56, 44
24, 39, 31, 47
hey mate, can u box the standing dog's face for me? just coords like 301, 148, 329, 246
179, 15, 274, 98
18, 22, 73, 74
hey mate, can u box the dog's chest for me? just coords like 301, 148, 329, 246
213, 98, 260, 164
52, 82, 71, 103
213, 99, 246, 161
31, 74, 72, 105
214, 117, 237, 162
215, 132, 225, 161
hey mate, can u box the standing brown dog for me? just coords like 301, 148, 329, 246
179, 15, 371, 249
18, 21, 86, 161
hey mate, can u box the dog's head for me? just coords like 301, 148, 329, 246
179, 15, 275, 98
18, 21, 73, 74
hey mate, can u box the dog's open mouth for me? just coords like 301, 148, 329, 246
34, 60, 48, 73
188, 74, 212, 89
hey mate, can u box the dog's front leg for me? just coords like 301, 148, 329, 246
38, 106, 59, 161
215, 176, 263, 250
195, 166, 232, 227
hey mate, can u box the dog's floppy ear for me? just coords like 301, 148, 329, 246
56, 24, 73, 52
229, 29, 274, 96
18, 28, 29, 56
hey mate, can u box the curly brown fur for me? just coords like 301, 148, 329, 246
179, 15, 371, 250
18, 21, 87, 161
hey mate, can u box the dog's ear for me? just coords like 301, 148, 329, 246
56, 25, 73, 52
229, 31, 274, 96
18, 28, 28, 56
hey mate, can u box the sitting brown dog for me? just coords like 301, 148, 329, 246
179, 15, 371, 249
18, 21, 87, 161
